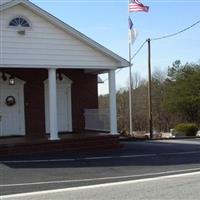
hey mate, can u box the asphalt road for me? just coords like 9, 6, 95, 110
2, 171, 200, 200
1, 138, 200, 197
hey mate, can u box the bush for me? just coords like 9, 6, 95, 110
175, 123, 198, 136
120, 129, 129, 137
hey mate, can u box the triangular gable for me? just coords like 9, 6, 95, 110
0, 0, 129, 68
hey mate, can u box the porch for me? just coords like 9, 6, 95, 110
0, 68, 117, 139
0, 132, 121, 156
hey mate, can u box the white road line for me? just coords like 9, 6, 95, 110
2, 170, 200, 199
1, 158, 76, 163
1, 154, 155, 163
1, 150, 200, 164
84, 156, 112, 160
120, 154, 156, 158
1, 167, 200, 188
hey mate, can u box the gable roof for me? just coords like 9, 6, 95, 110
0, 0, 129, 68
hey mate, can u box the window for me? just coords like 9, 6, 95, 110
9, 17, 30, 28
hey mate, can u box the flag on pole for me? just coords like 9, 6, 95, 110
129, 0, 149, 12
128, 17, 137, 44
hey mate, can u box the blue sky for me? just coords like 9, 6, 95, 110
31, 0, 200, 94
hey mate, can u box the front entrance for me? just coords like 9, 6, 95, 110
44, 74, 72, 133
0, 74, 25, 136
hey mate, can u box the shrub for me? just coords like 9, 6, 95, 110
175, 123, 198, 136
120, 129, 129, 137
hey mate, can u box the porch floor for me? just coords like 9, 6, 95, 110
0, 132, 121, 156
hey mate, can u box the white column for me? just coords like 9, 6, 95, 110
48, 68, 59, 140
109, 69, 118, 134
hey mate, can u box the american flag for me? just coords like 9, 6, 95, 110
129, 0, 149, 12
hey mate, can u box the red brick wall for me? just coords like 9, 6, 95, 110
2, 69, 98, 136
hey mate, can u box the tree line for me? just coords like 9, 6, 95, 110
98, 60, 200, 133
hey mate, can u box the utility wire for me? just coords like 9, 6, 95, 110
131, 40, 147, 60
102, 19, 200, 82
102, 40, 147, 82
151, 19, 200, 41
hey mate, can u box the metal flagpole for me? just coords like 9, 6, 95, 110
128, 0, 149, 136
147, 38, 153, 139
128, 2, 133, 135
128, 39, 133, 135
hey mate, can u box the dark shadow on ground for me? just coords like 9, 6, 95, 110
1, 139, 200, 169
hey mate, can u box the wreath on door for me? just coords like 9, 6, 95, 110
5, 96, 16, 106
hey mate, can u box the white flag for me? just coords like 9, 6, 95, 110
129, 28, 138, 44
128, 17, 138, 44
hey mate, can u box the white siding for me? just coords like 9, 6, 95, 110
0, 4, 118, 68
0, 0, 13, 6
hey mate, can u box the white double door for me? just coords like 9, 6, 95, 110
0, 80, 25, 136
44, 77, 72, 133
